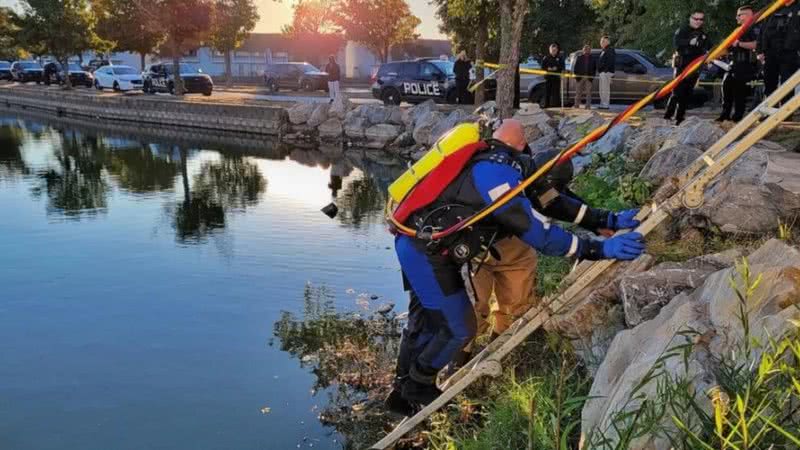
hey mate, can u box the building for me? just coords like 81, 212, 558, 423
76, 33, 452, 80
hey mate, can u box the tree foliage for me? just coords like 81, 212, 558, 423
95, 1, 155, 59
589, 0, 754, 58
522, 0, 596, 59
143, 0, 213, 95
18, 0, 110, 88
281, 0, 338, 35
0, 7, 25, 61
94, 0, 164, 69
209, 0, 259, 84
334, 0, 421, 63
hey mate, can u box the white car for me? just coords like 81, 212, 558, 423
93, 65, 143, 92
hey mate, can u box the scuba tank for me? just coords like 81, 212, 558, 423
388, 122, 481, 203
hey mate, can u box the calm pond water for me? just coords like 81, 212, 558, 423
0, 114, 407, 450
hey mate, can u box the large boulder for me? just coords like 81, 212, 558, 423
696, 142, 794, 234
581, 239, 800, 450
572, 124, 633, 173
391, 131, 415, 148
329, 94, 352, 120
344, 116, 368, 140
666, 116, 725, 148
364, 124, 402, 149
412, 111, 445, 147
318, 118, 344, 141
529, 133, 560, 155
626, 120, 674, 162
402, 99, 437, 129
619, 249, 743, 327
356, 104, 402, 126
307, 103, 330, 128
428, 109, 474, 146
512, 104, 553, 143
639, 144, 703, 186
557, 112, 606, 146
288, 102, 317, 125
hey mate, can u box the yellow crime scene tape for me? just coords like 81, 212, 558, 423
471, 60, 764, 91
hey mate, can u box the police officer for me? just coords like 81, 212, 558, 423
757, 0, 800, 99
542, 43, 565, 108
385, 120, 645, 412
719, 5, 759, 122
665, 9, 712, 125
454, 51, 472, 105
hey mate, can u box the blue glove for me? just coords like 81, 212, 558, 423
607, 209, 641, 230
602, 232, 645, 260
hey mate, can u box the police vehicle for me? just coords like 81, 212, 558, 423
143, 63, 213, 96
371, 59, 465, 105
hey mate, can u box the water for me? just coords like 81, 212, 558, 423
0, 115, 407, 450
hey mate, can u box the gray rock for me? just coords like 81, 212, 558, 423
402, 99, 437, 129
344, 116, 367, 140
318, 118, 343, 141
376, 303, 395, 315
358, 104, 396, 126
391, 131, 415, 148
620, 249, 743, 326
528, 133, 559, 154
627, 122, 674, 162
696, 143, 794, 234
288, 102, 316, 125
387, 106, 404, 125
513, 105, 552, 143
582, 239, 800, 450
364, 124, 402, 149
572, 124, 633, 173
329, 95, 352, 120
557, 111, 606, 145
666, 116, 725, 148
307, 103, 330, 128
639, 144, 703, 186
412, 111, 444, 147
428, 109, 472, 146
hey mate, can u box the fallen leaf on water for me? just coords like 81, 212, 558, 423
260, 406, 271, 415
345, 288, 355, 295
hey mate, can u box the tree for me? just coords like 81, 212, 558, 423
143, 0, 213, 95
433, 0, 499, 105
522, 0, 597, 60
496, 0, 528, 117
0, 7, 25, 61
93, 0, 164, 70
18, 0, 109, 89
335, 0, 421, 63
589, 0, 743, 58
209, 0, 258, 86
281, 0, 344, 66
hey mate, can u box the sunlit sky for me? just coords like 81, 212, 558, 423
0, 0, 446, 39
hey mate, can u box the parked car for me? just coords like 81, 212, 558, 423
93, 65, 143, 91
87, 59, 111, 73
10, 61, 43, 83
526, 49, 680, 108
143, 63, 213, 96
264, 62, 329, 93
42, 62, 94, 87
0, 61, 12, 81
371, 59, 465, 105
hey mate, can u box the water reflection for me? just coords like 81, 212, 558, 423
273, 283, 402, 450
0, 125, 28, 178
30, 132, 110, 218
106, 145, 179, 194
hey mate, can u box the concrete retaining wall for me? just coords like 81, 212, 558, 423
0, 88, 289, 137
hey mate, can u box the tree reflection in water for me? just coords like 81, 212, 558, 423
272, 282, 403, 450
30, 132, 110, 218
0, 125, 28, 179
106, 146, 179, 194
168, 148, 267, 244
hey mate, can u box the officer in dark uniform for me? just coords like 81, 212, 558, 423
384, 120, 645, 412
664, 9, 712, 125
541, 43, 565, 108
718, 5, 759, 122
757, 0, 800, 99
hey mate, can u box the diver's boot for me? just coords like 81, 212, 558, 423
402, 363, 443, 406
384, 387, 415, 416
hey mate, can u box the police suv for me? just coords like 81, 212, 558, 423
371, 59, 463, 105
143, 63, 213, 96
